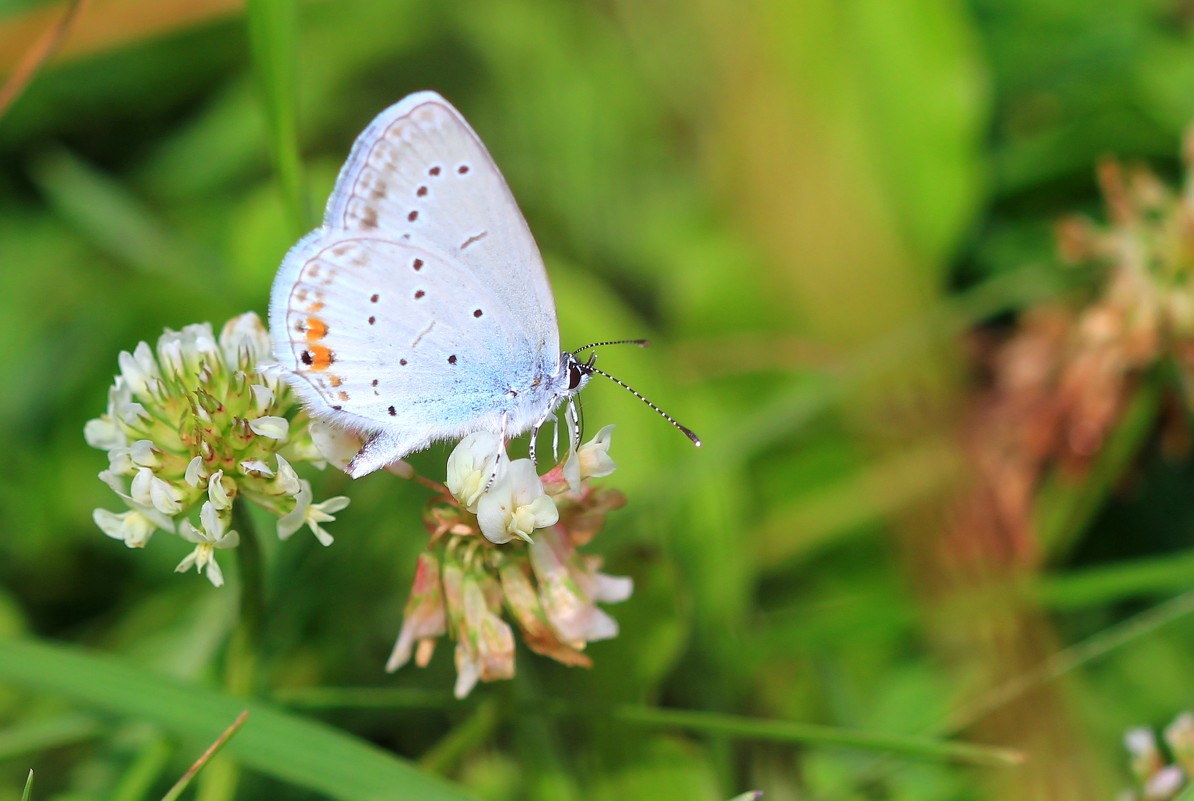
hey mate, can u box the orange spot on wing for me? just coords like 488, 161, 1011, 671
329, 375, 342, 387
306, 317, 328, 342
307, 344, 333, 371
307, 301, 325, 313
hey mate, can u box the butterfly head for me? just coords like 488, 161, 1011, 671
563, 351, 597, 395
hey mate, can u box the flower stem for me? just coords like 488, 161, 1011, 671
228, 499, 266, 696
197, 502, 265, 801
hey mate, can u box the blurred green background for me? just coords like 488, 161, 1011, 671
2, 0, 1194, 799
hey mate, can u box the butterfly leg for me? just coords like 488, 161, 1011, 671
565, 398, 583, 454
483, 412, 510, 492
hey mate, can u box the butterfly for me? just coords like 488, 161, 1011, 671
269, 91, 697, 478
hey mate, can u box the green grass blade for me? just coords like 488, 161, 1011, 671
1037, 550, 1194, 610
0, 637, 477, 801
0, 714, 100, 760
1035, 379, 1162, 559
540, 702, 1023, 767
245, 0, 311, 234
20, 770, 33, 801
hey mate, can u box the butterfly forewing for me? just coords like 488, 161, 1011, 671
323, 92, 559, 354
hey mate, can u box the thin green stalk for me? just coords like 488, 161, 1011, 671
228, 500, 266, 697
111, 737, 173, 801
163, 711, 250, 801
533, 702, 1024, 768
197, 502, 265, 801
419, 697, 502, 775
946, 588, 1194, 733
1035, 378, 1163, 559
246, 0, 311, 234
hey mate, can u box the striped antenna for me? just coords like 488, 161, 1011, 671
584, 364, 701, 447
573, 339, 650, 353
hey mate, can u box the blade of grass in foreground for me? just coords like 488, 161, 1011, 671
0, 637, 476, 801
277, 686, 1022, 767
246, 0, 311, 234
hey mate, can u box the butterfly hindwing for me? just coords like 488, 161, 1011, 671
269, 234, 550, 458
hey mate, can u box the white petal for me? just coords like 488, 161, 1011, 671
178, 519, 205, 544
129, 440, 160, 469
249, 416, 290, 441
316, 496, 350, 515
250, 383, 275, 412
475, 483, 517, 545
118, 341, 159, 397
453, 645, 481, 699
148, 476, 185, 515
118, 402, 150, 425
578, 607, 619, 642
445, 432, 504, 511
199, 501, 225, 539
239, 459, 274, 477
205, 557, 225, 587
83, 418, 125, 450
219, 312, 270, 365
107, 447, 135, 476
208, 471, 231, 510
308, 420, 361, 470
589, 573, 633, 603
276, 482, 311, 540
94, 509, 156, 548
309, 522, 335, 547
184, 456, 206, 487
130, 468, 154, 506
271, 455, 301, 497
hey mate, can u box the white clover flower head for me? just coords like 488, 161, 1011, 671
445, 432, 506, 512
277, 480, 350, 546
476, 459, 558, 544
176, 501, 240, 587
86, 312, 350, 582
391, 417, 634, 696
562, 424, 616, 494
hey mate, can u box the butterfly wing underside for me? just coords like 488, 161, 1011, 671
269, 236, 545, 462
269, 92, 566, 476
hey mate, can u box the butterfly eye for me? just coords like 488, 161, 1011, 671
567, 361, 586, 391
